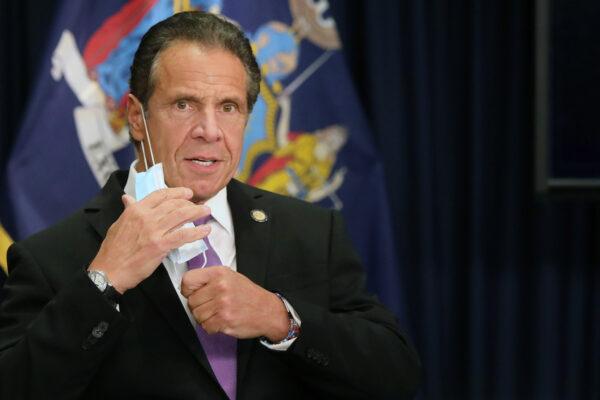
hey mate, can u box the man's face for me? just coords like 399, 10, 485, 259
129, 41, 249, 203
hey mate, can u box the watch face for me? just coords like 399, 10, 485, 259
89, 271, 108, 292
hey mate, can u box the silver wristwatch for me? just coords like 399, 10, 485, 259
87, 269, 121, 306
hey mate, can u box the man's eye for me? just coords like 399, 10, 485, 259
176, 100, 189, 110
222, 103, 237, 113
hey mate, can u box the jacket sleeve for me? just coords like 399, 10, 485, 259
276, 210, 422, 399
0, 242, 130, 400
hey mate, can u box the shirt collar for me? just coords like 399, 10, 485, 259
204, 184, 232, 235
123, 161, 138, 199
124, 161, 233, 235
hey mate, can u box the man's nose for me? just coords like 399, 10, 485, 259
190, 109, 221, 142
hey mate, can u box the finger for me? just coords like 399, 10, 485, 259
181, 268, 220, 297
200, 319, 223, 335
184, 268, 233, 302
192, 300, 219, 328
121, 194, 136, 208
142, 187, 193, 208
158, 203, 210, 231
153, 198, 205, 216
186, 284, 215, 308
163, 224, 211, 253
181, 282, 201, 298
198, 305, 238, 337
181, 272, 210, 298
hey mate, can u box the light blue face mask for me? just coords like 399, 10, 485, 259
135, 106, 207, 264
135, 164, 167, 201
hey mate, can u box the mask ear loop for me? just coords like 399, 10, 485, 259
139, 132, 149, 172
140, 106, 156, 171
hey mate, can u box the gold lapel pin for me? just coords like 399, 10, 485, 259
250, 209, 268, 223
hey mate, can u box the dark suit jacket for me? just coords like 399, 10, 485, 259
0, 171, 421, 399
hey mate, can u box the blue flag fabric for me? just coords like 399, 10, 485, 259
0, 0, 403, 316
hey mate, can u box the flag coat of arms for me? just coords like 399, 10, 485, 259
0, 0, 403, 315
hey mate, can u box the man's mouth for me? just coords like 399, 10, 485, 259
191, 159, 216, 166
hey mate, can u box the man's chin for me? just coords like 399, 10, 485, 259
190, 185, 219, 204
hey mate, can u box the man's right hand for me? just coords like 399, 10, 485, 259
89, 187, 210, 293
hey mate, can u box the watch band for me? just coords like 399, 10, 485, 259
87, 269, 122, 307
276, 293, 301, 341
262, 293, 301, 345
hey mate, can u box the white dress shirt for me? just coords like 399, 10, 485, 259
123, 162, 299, 350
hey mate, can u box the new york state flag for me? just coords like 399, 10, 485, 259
0, 0, 403, 315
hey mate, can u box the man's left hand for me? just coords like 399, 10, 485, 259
181, 267, 289, 341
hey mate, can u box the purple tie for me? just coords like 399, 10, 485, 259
187, 216, 237, 399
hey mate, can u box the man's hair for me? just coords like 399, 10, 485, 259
130, 11, 261, 112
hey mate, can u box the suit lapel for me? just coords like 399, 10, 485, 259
138, 266, 217, 380
83, 171, 127, 239
227, 179, 272, 388
228, 179, 271, 288
83, 171, 216, 379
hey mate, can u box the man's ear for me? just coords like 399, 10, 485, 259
127, 94, 145, 142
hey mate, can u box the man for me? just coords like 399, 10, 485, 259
0, 11, 421, 399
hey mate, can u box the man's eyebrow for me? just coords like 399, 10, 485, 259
171, 93, 201, 102
219, 95, 245, 104
169, 93, 244, 103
